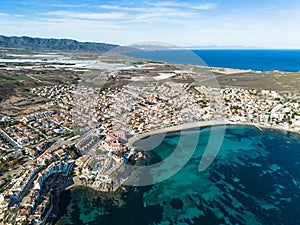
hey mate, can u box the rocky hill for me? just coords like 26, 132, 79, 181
0, 35, 119, 52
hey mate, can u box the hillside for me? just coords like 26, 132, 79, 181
0, 35, 119, 52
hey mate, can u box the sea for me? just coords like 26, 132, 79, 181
55, 49, 300, 225
125, 49, 300, 72
56, 125, 300, 225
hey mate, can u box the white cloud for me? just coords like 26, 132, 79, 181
45, 11, 125, 20
99, 2, 217, 14
14, 14, 26, 17
100, 5, 121, 10
98, 4, 201, 23
146, 1, 217, 10
0, 16, 123, 41
100, 5, 147, 12
150, 1, 181, 7
42, 5, 200, 24
50, 4, 85, 8
1, 1, 300, 48
191, 3, 217, 10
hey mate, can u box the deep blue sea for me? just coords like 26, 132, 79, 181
125, 50, 300, 72
56, 126, 300, 225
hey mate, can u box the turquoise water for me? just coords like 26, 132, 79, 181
56, 126, 300, 225
126, 50, 300, 72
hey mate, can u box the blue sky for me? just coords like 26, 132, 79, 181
0, 0, 300, 48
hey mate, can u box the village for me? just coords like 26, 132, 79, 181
0, 63, 300, 224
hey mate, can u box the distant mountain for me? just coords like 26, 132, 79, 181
129, 43, 182, 51
185, 45, 264, 50
0, 35, 119, 52
122, 43, 263, 51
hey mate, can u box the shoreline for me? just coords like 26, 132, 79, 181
124, 51, 300, 74
127, 120, 300, 148
2, 47, 300, 224
54, 121, 300, 223
54, 123, 300, 225
127, 120, 230, 148
234, 122, 300, 135
62, 121, 300, 193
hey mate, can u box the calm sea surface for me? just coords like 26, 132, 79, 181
126, 50, 300, 72
56, 126, 300, 225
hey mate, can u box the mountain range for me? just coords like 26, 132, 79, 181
0, 35, 119, 52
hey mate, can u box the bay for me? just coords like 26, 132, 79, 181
56, 125, 300, 225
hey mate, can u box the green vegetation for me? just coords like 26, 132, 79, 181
130, 61, 144, 65
31, 75, 54, 81
64, 145, 80, 159
102, 60, 128, 64
192, 66, 210, 71
0, 75, 16, 82
14, 75, 33, 81
0, 74, 62, 84
0, 75, 33, 83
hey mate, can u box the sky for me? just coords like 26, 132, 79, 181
0, 0, 300, 48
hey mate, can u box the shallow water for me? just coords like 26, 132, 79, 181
56, 125, 300, 225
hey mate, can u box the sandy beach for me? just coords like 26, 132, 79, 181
127, 120, 299, 148
63, 120, 299, 193
127, 120, 230, 148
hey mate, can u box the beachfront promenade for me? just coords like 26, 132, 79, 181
127, 120, 230, 148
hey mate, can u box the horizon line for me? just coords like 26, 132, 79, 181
1, 34, 300, 50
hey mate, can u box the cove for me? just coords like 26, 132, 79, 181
56, 125, 300, 225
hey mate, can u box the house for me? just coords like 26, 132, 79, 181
101, 134, 122, 152
114, 130, 126, 140
37, 152, 52, 165
54, 149, 67, 158
25, 147, 37, 156
0, 179, 5, 187
16, 207, 31, 222
0, 194, 8, 211
1, 116, 12, 122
